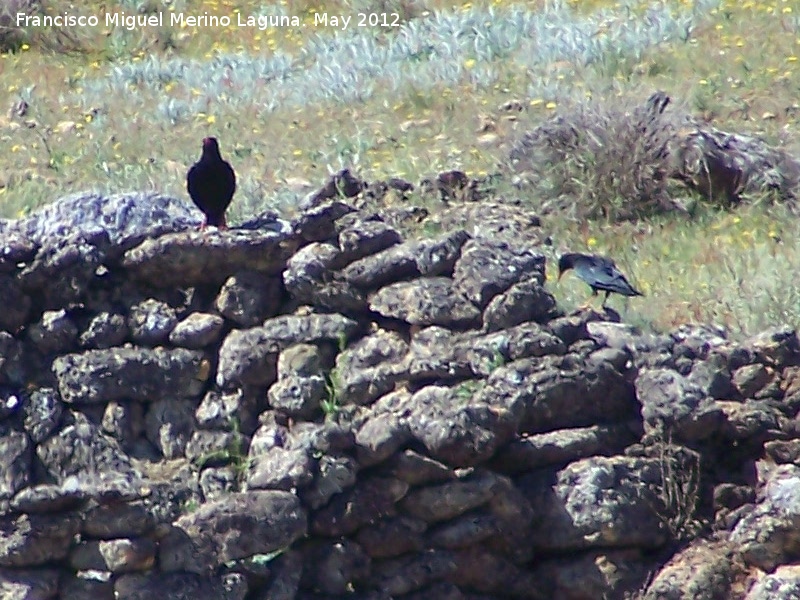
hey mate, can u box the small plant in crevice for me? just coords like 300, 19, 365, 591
193, 417, 250, 483
650, 435, 705, 543
454, 379, 484, 400
321, 367, 342, 418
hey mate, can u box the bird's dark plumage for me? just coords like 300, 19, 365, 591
558, 252, 643, 307
187, 137, 236, 229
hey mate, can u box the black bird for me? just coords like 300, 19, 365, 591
558, 252, 643, 307
187, 137, 236, 229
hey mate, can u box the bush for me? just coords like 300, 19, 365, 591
507, 91, 689, 222
0, 0, 37, 51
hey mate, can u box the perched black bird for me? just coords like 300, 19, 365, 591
187, 137, 236, 229
558, 252, 643, 307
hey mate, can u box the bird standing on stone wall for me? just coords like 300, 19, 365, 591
187, 137, 236, 229
558, 252, 643, 307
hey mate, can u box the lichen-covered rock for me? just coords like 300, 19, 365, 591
400, 471, 499, 524
387, 385, 522, 468
169, 312, 226, 349
338, 219, 402, 261
267, 375, 326, 419
18, 237, 102, 309
102, 401, 144, 450
527, 549, 654, 600
37, 412, 140, 487
369, 278, 481, 328
525, 456, 669, 552
22, 387, 63, 444
127, 298, 178, 346
114, 571, 248, 600
26, 308, 78, 354
123, 228, 298, 288
643, 539, 741, 600
336, 330, 410, 405
311, 477, 409, 537
482, 277, 559, 331
7, 192, 199, 249
291, 200, 355, 242
491, 423, 638, 474
452, 238, 545, 309
0, 567, 61, 600
0, 513, 81, 566
214, 271, 283, 327
52, 347, 207, 404
746, 565, 800, 600
70, 538, 157, 573
145, 399, 197, 459
730, 464, 800, 571
482, 353, 635, 435
636, 369, 723, 440
301, 453, 358, 510
0, 430, 31, 500
246, 447, 314, 491
343, 230, 469, 289
79, 311, 128, 349
160, 491, 306, 574
9, 483, 87, 514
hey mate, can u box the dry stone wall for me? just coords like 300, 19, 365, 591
1, 191, 800, 599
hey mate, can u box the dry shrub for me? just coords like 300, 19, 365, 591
0, 0, 37, 51
2, 0, 90, 53
507, 91, 689, 222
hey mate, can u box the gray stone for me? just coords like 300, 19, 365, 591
482, 277, 559, 331
369, 277, 481, 328
102, 401, 144, 450
160, 491, 306, 574
0, 430, 31, 500
199, 467, 238, 501
52, 347, 207, 404
246, 447, 314, 491
27, 309, 77, 354
311, 477, 409, 537
79, 312, 128, 349
127, 298, 178, 345
115, 571, 248, 600
145, 399, 197, 459
277, 343, 331, 379
122, 228, 298, 289
23, 388, 64, 444
525, 455, 669, 552
214, 271, 282, 327
70, 538, 156, 573
343, 230, 469, 290
301, 540, 371, 595
0, 513, 81, 566
0, 567, 60, 600
267, 375, 326, 420
37, 412, 139, 485
491, 423, 638, 474
169, 312, 226, 349
400, 471, 498, 524
452, 238, 545, 309
10, 483, 87, 514
355, 516, 427, 558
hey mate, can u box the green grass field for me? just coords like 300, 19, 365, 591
3, 0, 800, 336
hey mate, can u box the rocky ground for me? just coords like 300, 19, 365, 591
1, 181, 800, 599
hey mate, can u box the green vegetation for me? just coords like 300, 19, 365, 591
4, 0, 800, 337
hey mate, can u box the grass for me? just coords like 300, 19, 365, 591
3, 0, 800, 337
